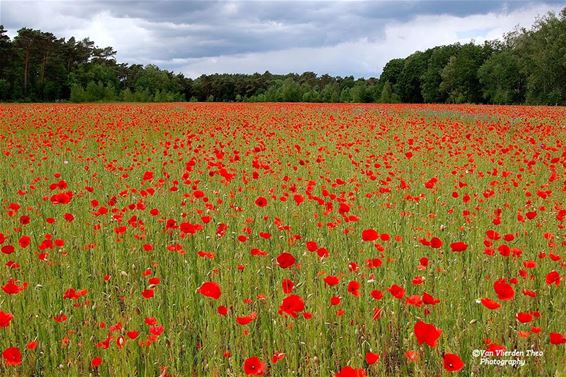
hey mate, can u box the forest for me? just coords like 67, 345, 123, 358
0, 8, 564, 104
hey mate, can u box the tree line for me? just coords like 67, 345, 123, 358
0, 8, 564, 104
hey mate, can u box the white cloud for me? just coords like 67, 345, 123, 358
3, 1, 86, 37
68, 12, 155, 62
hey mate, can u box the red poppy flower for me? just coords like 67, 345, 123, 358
236, 312, 257, 325
370, 289, 384, 300
450, 242, 468, 252
414, 320, 442, 347
53, 313, 68, 323
91, 356, 102, 367
271, 352, 285, 363
277, 252, 295, 268
278, 294, 305, 318
516, 312, 533, 323
443, 353, 464, 372
545, 271, 560, 286
480, 298, 501, 310
2, 347, 22, 366
422, 292, 440, 305
405, 350, 418, 362
324, 275, 340, 286
306, 241, 318, 251
486, 230, 500, 240
2, 279, 28, 295
362, 229, 378, 242
50, 192, 73, 204
1, 245, 14, 254
255, 197, 268, 207
493, 278, 515, 300
406, 295, 423, 307
387, 284, 405, 299
142, 171, 154, 181
26, 341, 38, 350
216, 223, 228, 237
127, 331, 140, 339
0, 311, 13, 328
145, 317, 157, 325
180, 222, 203, 234
281, 279, 295, 294
243, 356, 265, 375
485, 341, 506, 354
19, 235, 31, 248
367, 258, 382, 268
366, 352, 380, 365
347, 280, 361, 297
150, 325, 164, 336
335, 366, 367, 377
550, 332, 566, 345
430, 237, 443, 248
251, 248, 268, 256
316, 247, 329, 258
198, 281, 221, 299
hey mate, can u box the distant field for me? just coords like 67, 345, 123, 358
0, 103, 564, 376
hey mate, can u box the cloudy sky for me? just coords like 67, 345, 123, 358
1, 0, 564, 78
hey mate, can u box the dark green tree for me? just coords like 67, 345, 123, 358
421, 44, 461, 103
439, 43, 493, 103
478, 48, 526, 104
380, 81, 392, 103
13, 28, 43, 96
513, 9, 566, 104
397, 50, 431, 103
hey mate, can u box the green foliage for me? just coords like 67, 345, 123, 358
279, 78, 302, 102
340, 87, 352, 103
380, 59, 405, 88
351, 81, 373, 103
397, 50, 431, 103
478, 49, 525, 104
439, 43, 493, 103
70, 84, 85, 102
0, 79, 9, 100
120, 87, 134, 102
380, 81, 393, 103
513, 9, 566, 105
421, 45, 461, 103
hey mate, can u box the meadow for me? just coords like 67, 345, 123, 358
0, 103, 564, 376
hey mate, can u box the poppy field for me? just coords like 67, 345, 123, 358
0, 103, 564, 376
